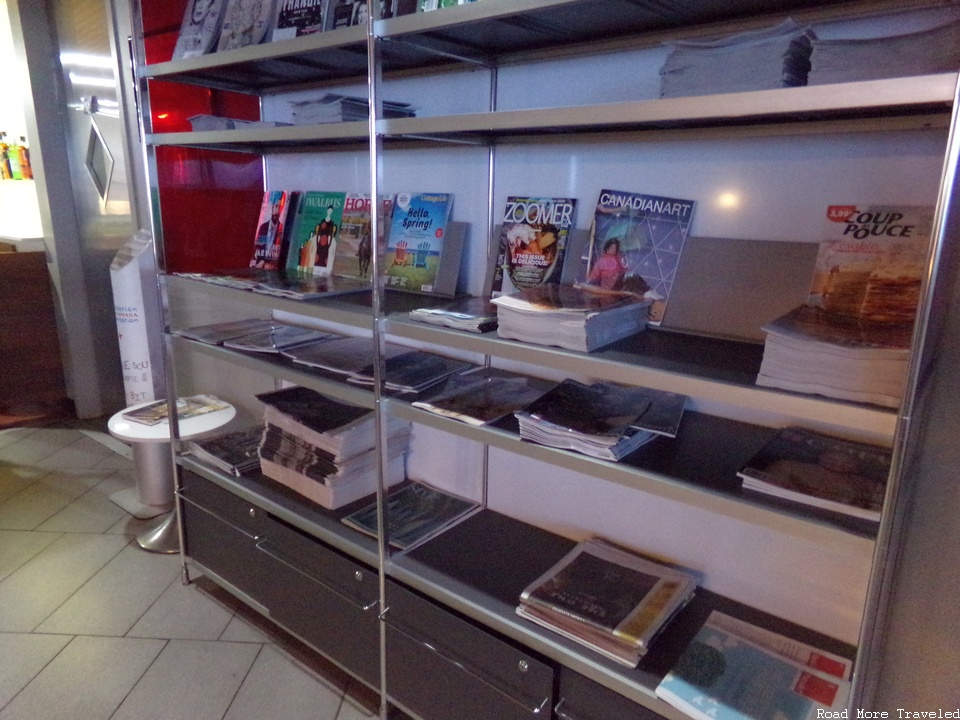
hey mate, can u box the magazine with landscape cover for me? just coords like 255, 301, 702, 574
384, 192, 460, 295
514, 379, 687, 461
491, 196, 578, 297
172, 0, 228, 59
412, 367, 556, 426
517, 537, 697, 667
250, 190, 295, 270
656, 611, 851, 720
177, 318, 280, 345
491, 284, 651, 352
808, 204, 933, 324
408, 296, 498, 333
342, 482, 481, 551
269, 0, 328, 41
577, 189, 696, 325
122, 394, 230, 427
286, 191, 347, 276
216, 0, 275, 52
737, 426, 891, 521
188, 426, 264, 476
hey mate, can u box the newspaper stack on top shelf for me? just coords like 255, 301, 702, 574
659, 19, 815, 98
288, 94, 416, 124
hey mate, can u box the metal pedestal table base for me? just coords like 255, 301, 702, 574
137, 511, 180, 554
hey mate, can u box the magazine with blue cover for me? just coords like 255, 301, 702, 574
385, 192, 458, 295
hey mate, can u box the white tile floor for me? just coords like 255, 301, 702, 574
0, 425, 383, 720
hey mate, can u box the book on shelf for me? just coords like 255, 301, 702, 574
216, 0, 275, 52
286, 191, 347, 276
491, 196, 578, 297
187, 426, 264, 476
288, 94, 415, 124
250, 190, 296, 271
659, 18, 815, 99
407, 296, 498, 334
737, 426, 891, 522
756, 304, 912, 407
172, 0, 228, 60
655, 610, 851, 720
342, 481, 481, 551
221, 324, 340, 354
412, 367, 556, 427
808, 15, 960, 86
578, 189, 696, 325
269, 0, 329, 41
122, 394, 231, 427
384, 192, 461, 296
491, 284, 650, 353
347, 351, 474, 394
177, 318, 280, 345
281, 336, 409, 377
514, 379, 686, 462
516, 537, 697, 668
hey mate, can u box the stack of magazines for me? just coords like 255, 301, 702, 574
659, 19, 815, 98
288, 94, 416, 124
491, 285, 650, 353
656, 610, 852, 718
514, 380, 686, 461
255, 386, 411, 509
517, 537, 697, 667
408, 296, 498, 333
187, 426, 264, 476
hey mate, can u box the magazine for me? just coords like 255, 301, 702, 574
286, 191, 347, 276
656, 611, 851, 720
738, 426, 891, 521
342, 482, 481, 550
122, 394, 231, 427
412, 367, 555, 426
172, 0, 228, 59
288, 95, 415, 124
221, 324, 339, 353
347, 350, 474, 394
329, 193, 395, 281
407, 296, 498, 333
384, 192, 459, 295
491, 196, 578, 297
269, 0, 328, 41
515, 379, 686, 461
187, 267, 369, 300
250, 190, 295, 270
578, 189, 696, 324
809, 204, 933, 324
216, 0, 275, 52
281, 336, 408, 376
517, 537, 697, 667
187, 426, 264, 475
177, 318, 280, 345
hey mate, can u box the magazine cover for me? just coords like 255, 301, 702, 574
808, 204, 933, 324
578, 189, 696, 324
269, 0, 328, 40
172, 0, 228, 59
384, 192, 454, 293
286, 191, 347, 275
330, 194, 394, 280
412, 367, 555, 426
216, 0, 276, 52
491, 196, 577, 296
249, 190, 292, 270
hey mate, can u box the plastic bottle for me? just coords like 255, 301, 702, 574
17, 136, 32, 180
0, 133, 11, 180
7, 135, 21, 180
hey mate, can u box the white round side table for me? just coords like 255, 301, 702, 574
108, 398, 236, 553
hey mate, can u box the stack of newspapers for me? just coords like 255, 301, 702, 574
255, 386, 410, 509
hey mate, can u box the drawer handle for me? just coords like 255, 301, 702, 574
179, 494, 262, 541
554, 698, 586, 720
385, 617, 551, 716
256, 539, 379, 612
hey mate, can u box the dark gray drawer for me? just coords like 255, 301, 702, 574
384, 580, 553, 720
555, 667, 666, 720
259, 518, 380, 686
179, 470, 269, 539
